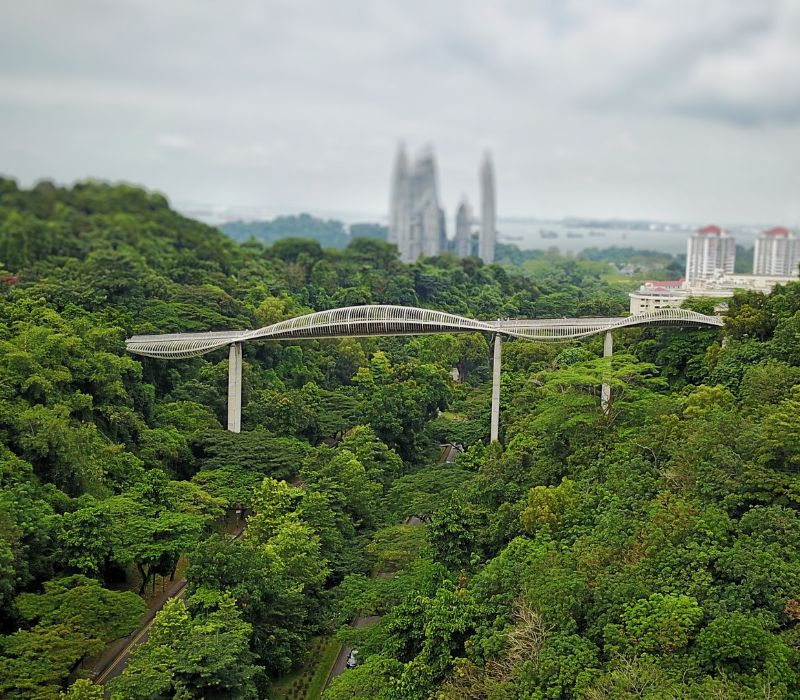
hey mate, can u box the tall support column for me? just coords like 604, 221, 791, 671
601, 331, 613, 413
227, 342, 242, 433
490, 334, 502, 442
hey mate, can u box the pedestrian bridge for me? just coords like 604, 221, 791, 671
126, 305, 723, 438
126, 305, 722, 359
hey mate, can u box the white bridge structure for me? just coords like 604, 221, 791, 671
126, 305, 723, 439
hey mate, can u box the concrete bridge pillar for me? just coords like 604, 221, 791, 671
490, 334, 502, 442
227, 342, 242, 433
601, 331, 612, 413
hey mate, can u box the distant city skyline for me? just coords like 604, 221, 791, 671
389, 145, 495, 262
1, 1, 798, 225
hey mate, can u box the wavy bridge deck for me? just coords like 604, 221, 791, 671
126, 305, 723, 359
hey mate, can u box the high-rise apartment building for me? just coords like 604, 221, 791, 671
685, 225, 736, 285
754, 227, 799, 276
479, 152, 496, 264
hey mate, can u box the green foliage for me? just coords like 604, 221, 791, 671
14, 574, 145, 641
193, 428, 311, 481
520, 478, 579, 537
339, 425, 404, 487
3, 180, 800, 699
354, 350, 453, 459
186, 535, 304, 675
323, 653, 402, 699
428, 498, 484, 570
695, 612, 796, 685
383, 467, 474, 523
222, 214, 351, 249
58, 500, 114, 575
109, 596, 259, 699
104, 471, 209, 595
301, 449, 383, 530
0, 576, 144, 699
186, 475, 331, 678
619, 593, 703, 653
60, 679, 103, 699
367, 524, 429, 572
247, 477, 300, 541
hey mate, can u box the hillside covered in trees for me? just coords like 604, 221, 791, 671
220, 214, 387, 250
0, 179, 799, 699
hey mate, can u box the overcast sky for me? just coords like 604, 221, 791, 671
1, 0, 799, 224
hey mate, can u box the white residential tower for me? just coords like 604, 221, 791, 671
685, 225, 736, 285
754, 227, 799, 276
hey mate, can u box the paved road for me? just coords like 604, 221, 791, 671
93, 524, 245, 688
325, 516, 424, 690
326, 616, 381, 686
93, 578, 189, 686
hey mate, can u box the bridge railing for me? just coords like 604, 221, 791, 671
125, 304, 724, 435
126, 305, 723, 359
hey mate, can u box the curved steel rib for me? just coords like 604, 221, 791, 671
126, 305, 723, 359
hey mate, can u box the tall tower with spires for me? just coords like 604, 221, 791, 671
388, 143, 410, 258
455, 197, 473, 258
389, 144, 446, 263
479, 152, 496, 264
389, 143, 494, 263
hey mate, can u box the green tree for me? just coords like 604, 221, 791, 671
60, 679, 104, 699
520, 478, 579, 537
695, 612, 796, 686
109, 596, 258, 700
58, 501, 114, 576
619, 593, 703, 654
0, 576, 144, 699
428, 498, 483, 570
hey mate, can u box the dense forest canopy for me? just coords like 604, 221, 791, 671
0, 178, 798, 699
220, 214, 388, 250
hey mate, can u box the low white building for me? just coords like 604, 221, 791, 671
629, 280, 688, 314
693, 273, 798, 294
629, 273, 797, 314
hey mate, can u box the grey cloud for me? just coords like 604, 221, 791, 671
0, 0, 798, 223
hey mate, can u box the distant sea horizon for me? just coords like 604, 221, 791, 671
180, 203, 765, 256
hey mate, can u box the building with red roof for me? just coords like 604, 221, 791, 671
764, 226, 791, 237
